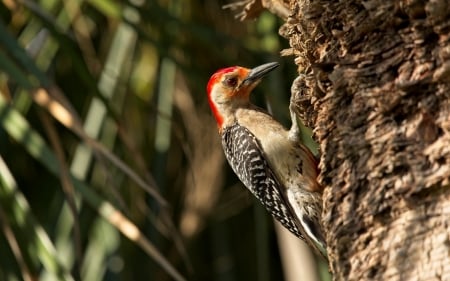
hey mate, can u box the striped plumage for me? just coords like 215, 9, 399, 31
207, 62, 326, 258
222, 123, 301, 236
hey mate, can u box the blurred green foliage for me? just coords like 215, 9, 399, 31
0, 0, 323, 280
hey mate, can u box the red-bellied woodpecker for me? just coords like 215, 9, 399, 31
206, 62, 326, 257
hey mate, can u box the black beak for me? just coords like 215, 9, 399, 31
242, 62, 280, 86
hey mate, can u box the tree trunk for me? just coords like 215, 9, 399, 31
280, 0, 450, 280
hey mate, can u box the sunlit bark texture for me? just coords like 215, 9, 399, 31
281, 0, 450, 280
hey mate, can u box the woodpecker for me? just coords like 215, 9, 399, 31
207, 62, 326, 257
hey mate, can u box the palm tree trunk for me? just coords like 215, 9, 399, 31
281, 0, 450, 280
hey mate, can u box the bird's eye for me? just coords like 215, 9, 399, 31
223, 76, 238, 88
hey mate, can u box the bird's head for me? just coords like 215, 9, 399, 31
206, 62, 279, 128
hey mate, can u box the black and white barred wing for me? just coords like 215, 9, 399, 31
221, 123, 302, 238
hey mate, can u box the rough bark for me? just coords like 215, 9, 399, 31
280, 0, 450, 280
